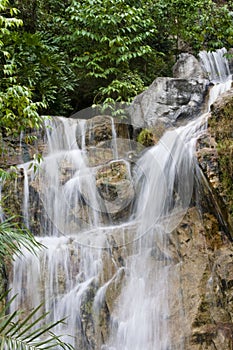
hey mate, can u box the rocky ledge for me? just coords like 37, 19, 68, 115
197, 89, 233, 234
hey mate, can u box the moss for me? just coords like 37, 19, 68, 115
218, 141, 233, 215
137, 122, 166, 148
209, 94, 233, 223
137, 129, 154, 147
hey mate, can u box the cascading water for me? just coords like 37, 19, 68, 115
199, 47, 231, 82
8, 48, 232, 350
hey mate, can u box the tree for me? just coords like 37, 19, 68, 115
3, 0, 233, 112
2, 0, 77, 116
0, 0, 46, 137
64, 0, 164, 107
151, 0, 233, 56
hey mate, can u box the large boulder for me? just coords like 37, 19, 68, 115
76, 115, 114, 148
128, 53, 210, 128
128, 77, 209, 127
95, 160, 135, 221
173, 53, 207, 80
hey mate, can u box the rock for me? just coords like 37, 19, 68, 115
197, 89, 233, 233
228, 48, 233, 75
128, 77, 209, 128
166, 205, 233, 350
76, 115, 132, 149
0, 127, 48, 169
128, 53, 210, 128
76, 115, 114, 148
173, 53, 207, 80
86, 139, 144, 167
95, 160, 135, 221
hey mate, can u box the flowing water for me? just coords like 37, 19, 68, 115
8, 48, 232, 349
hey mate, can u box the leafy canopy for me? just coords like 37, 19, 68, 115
64, 0, 160, 105
1, 0, 233, 112
0, 0, 46, 137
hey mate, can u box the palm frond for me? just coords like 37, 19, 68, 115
0, 216, 44, 262
0, 292, 74, 350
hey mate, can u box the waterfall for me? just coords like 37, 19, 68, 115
8, 49, 232, 350
199, 47, 231, 82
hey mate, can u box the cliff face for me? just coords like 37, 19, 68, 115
2, 53, 233, 349
129, 88, 233, 349
198, 90, 233, 232
183, 90, 233, 349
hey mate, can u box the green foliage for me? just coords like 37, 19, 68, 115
65, 0, 159, 105
154, 0, 233, 54
0, 0, 46, 138
1, 0, 233, 112
4, 31, 77, 115
0, 0, 22, 63
0, 84, 45, 137
0, 216, 43, 260
0, 291, 74, 349
0, 168, 16, 182
97, 72, 145, 104
0, 0, 77, 116
200, 2, 233, 50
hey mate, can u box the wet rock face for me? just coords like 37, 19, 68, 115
128, 53, 209, 128
95, 160, 135, 221
0, 127, 48, 169
165, 205, 233, 350
173, 53, 207, 80
180, 89, 233, 349
197, 89, 233, 232
76, 115, 114, 148
128, 77, 209, 128
76, 115, 132, 148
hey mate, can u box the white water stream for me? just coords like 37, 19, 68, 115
8, 48, 232, 349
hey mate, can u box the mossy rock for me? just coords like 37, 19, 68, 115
137, 122, 166, 147
137, 129, 154, 147
209, 91, 233, 224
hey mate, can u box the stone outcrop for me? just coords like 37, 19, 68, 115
76, 115, 134, 149
0, 128, 47, 169
128, 77, 210, 128
166, 206, 233, 349
197, 89, 233, 233
76, 115, 114, 148
166, 89, 233, 349
128, 53, 210, 128
173, 53, 208, 80
95, 160, 135, 220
